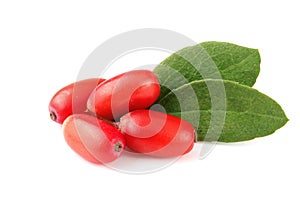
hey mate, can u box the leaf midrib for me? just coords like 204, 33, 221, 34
168, 110, 287, 121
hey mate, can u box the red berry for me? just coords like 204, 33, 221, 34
87, 70, 160, 120
119, 110, 195, 158
49, 78, 105, 124
62, 114, 126, 164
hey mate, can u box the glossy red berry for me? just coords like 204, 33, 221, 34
62, 114, 126, 164
49, 78, 105, 124
87, 70, 160, 120
119, 110, 195, 158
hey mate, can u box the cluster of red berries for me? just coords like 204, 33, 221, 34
49, 70, 195, 164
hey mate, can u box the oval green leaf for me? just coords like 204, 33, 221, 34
154, 41, 261, 100
156, 80, 288, 142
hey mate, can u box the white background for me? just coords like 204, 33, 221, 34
1, 0, 299, 199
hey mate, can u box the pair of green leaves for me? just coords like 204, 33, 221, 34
153, 41, 288, 142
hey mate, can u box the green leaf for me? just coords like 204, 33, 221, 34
155, 80, 288, 142
154, 41, 261, 100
